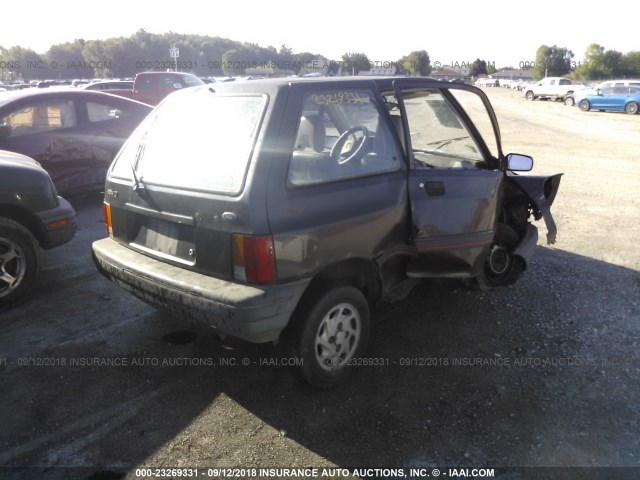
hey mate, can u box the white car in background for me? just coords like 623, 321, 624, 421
474, 77, 499, 87
524, 77, 582, 102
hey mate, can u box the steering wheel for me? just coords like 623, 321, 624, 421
330, 125, 371, 165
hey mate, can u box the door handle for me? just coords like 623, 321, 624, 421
420, 181, 445, 196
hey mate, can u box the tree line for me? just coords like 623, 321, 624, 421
1, 30, 639, 82
531, 44, 640, 80
0, 30, 327, 80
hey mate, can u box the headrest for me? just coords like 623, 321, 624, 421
295, 115, 325, 153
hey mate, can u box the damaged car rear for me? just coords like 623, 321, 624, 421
92, 77, 561, 387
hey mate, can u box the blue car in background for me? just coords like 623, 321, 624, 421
576, 86, 640, 114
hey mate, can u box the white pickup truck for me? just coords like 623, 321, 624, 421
524, 77, 581, 101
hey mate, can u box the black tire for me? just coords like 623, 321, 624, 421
525, 91, 535, 101
291, 286, 370, 388
625, 102, 638, 115
476, 224, 524, 289
564, 96, 575, 106
579, 99, 591, 112
0, 218, 40, 308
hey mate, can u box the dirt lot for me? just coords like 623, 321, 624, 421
1, 87, 639, 480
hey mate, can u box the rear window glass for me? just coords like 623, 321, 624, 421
183, 75, 204, 87
110, 91, 266, 194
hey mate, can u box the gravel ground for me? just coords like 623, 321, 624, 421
0, 87, 639, 480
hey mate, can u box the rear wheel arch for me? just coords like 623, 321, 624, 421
281, 258, 380, 340
294, 258, 382, 310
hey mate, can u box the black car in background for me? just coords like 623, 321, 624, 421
0, 150, 77, 308
0, 89, 152, 195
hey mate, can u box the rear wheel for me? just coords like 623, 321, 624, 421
291, 286, 370, 388
477, 224, 524, 289
579, 99, 591, 112
625, 102, 639, 115
0, 218, 40, 308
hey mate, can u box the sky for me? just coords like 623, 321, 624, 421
1, 0, 637, 68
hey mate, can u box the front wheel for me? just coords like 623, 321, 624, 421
0, 218, 40, 308
525, 91, 535, 101
476, 224, 524, 289
579, 99, 591, 112
625, 102, 639, 115
564, 96, 575, 106
291, 286, 370, 388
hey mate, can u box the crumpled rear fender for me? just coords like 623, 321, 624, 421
507, 173, 563, 244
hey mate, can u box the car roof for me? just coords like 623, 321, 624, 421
135, 71, 199, 77
197, 75, 457, 96
87, 80, 133, 85
0, 88, 152, 109
599, 79, 640, 83
82, 80, 134, 89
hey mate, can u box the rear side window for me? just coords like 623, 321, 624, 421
86, 101, 132, 122
1, 99, 77, 138
137, 76, 156, 91
110, 91, 266, 194
288, 89, 402, 186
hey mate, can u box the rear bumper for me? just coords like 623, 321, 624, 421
36, 196, 77, 249
92, 238, 310, 343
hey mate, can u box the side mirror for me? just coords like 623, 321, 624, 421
507, 153, 533, 171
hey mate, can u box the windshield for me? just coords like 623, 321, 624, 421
110, 90, 266, 194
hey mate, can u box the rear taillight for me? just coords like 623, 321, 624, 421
232, 234, 276, 284
103, 202, 112, 237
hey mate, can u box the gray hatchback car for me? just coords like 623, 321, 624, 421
92, 77, 561, 387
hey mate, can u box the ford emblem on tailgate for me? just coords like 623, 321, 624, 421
222, 212, 238, 224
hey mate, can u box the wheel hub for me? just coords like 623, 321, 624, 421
0, 240, 26, 294
315, 303, 360, 372
488, 245, 510, 275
